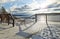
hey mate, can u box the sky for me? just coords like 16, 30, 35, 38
0, 0, 60, 12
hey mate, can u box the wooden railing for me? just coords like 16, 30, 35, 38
0, 13, 60, 28
0, 13, 36, 27
0, 13, 15, 27
35, 13, 60, 38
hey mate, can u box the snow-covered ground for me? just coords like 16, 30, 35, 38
0, 18, 60, 39
0, 23, 25, 39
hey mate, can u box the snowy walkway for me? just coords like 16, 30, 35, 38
0, 23, 25, 39
0, 20, 60, 39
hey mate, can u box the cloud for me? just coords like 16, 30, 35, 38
28, 0, 40, 9
0, 0, 16, 3
46, 0, 60, 8
38, 0, 57, 8
9, 0, 58, 11
10, 4, 18, 11
47, 3, 60, 9
27, 0, 57, 9
10, 4, 31, 11
10, 0, 57, 11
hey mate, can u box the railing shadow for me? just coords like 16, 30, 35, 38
16, 31, 31, 38
22, 22, 36, 31
0, 26, 13, 31
16, 20, 38, 39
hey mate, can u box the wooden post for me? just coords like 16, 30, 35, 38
46, 14, 47, 25
8, 14, 9, 25
10, 14, 15, 27
46, 14, 53, 38
35, 14, 37, 22
13, 19, 14, 27
0, 15, 2, 23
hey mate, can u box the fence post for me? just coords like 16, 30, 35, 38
0, 15, 2, 23
46, 14, 53, 38
35, 14, 37, 22
13, 19, 14, 27
8, 15, 9, 25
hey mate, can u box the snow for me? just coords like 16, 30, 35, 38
0, 18, 60, 39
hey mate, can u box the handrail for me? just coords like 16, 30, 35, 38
35, 13, 60, 38
36, 13, 60, 15
0, 13, 15, 27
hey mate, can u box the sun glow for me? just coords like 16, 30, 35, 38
29, 0, 40, 9
29, 0, 57, 9
40, 16, 46, 23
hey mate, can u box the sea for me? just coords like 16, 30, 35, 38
11, 13, 60, 22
